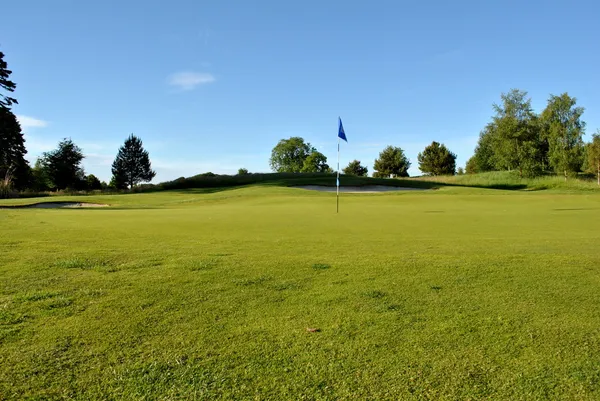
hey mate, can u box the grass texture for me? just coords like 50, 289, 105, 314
1, 185, 600, 399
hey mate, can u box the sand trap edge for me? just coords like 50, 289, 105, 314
0, 202, 109, 209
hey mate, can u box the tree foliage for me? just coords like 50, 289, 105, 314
111, 134, 156, 189
86, 174, 102, 190
0, 51, 18, 110
301, 151, 331, 173
30, 159, 51, 191
417, 141, 457, 176
470, 89, 546, 177
40, 138, 85, 190
490, 89, 542, 177
269, 137, 314, 173
586, 132, 600, 186
343, 160, 368, 176
0, 107, 30, 189
373, 146, 410, 178
540, 93, 585, 178
237, 168, 249, 175
469, 124, 497, 173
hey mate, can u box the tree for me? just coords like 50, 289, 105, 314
586, 132, 600, 186
457, 167, 465, 175
86, 174, 102, 190
417, 141, 457, 176
30, 159, 51, 191
469, 124, 498, 173
541, 93, 585, 179
237, 168, 249, 175
0, 51, 18, 110
465, 157, 477, 174
301, 151, 331, 173
373, 146, 411, 178
0, 107, 30, 189
269, 137, 314, 173
109, 175, 125, 190
343, 160, 368, 176
490, 89, 543, 177
111, 134, 156, 189
40, 138, 85, 190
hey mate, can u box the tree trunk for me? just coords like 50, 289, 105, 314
564, 169, 567, 181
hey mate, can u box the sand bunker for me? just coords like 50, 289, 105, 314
293, 185, 425, 193
0, 202, 109, 209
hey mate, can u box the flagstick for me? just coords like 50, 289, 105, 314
336, 135, 340, 214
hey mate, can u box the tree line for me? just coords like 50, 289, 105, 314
467, 89, 600, 181
269, 89, 600, 184
269, 137, 457, 178
0, 50, 156, 196
3, 46, 600, 197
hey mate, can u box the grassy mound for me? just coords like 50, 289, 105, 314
413, 171, 599, 191
149, 172, 434, 191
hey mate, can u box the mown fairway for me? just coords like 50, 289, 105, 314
1, 186, 600, 400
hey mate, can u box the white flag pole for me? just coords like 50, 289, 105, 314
337, 134, 340, 213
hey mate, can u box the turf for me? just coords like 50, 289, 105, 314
1, 186, 600, 400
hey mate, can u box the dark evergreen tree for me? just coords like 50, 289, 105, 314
0, 51, 18, 110
111, 134, 156, 189
0, 107, 30, 189
40, 139, 85, 190
86, 174, 102, 190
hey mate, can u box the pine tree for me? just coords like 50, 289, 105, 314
0, 50, 29, 189
111, 134, 156, 189
0, 51, 18, 110
0, 107, 30, 189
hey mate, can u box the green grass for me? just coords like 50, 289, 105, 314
2, 185, 600, 399
413, 170, 600, 191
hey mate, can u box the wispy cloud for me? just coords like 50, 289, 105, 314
16, 115, 48, 128
167, 72, 215, 91
23, 134, 56, 156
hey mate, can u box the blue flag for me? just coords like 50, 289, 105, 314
338, 117, 347, 142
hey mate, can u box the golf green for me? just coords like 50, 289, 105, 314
1, 186, 599, 400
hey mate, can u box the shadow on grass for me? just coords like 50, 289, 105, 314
438, 183, 528, 190
144, 176, 530, 196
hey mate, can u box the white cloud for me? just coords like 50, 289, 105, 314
16, 115, 48, 128
85, 153, 114, 167
167, 72, 215, 91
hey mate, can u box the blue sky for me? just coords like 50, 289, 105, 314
2, 0, 600, 182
